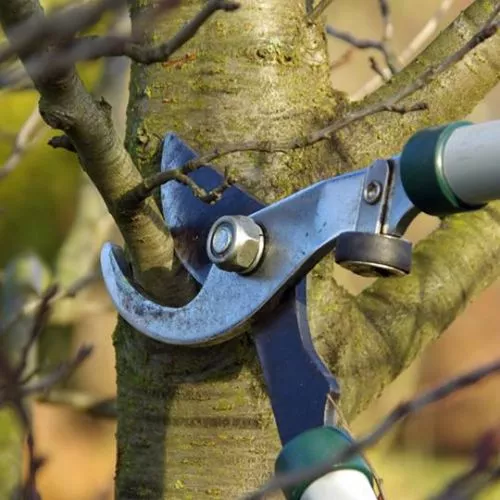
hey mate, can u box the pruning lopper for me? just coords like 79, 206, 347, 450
101, 120, 500, 499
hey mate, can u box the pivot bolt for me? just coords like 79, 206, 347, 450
207, 215, 265, 274
363, 181, 382, 205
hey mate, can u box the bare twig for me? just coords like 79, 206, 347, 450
0, 106, 46, 180
379, 0, 393, 41
14, 284, 57, 380
329, 47, 354, 71
120, 99, 425, 207
307, 0, 335, 22
369, 56, 388, 81
23, 430, 45, 500
242, 358, 500, 500
76, 0, 240, 64
0, 272, 100, 336
22, 345, 93, 396
326, 25, 387, 50
326, 0, 398, 75
352, 0, 456, 100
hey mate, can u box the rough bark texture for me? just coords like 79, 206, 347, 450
114, 0, 500, 498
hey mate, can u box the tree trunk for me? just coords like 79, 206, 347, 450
116, 0, 500, 498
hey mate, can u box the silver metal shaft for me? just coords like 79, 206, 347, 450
443, 120, 500, 205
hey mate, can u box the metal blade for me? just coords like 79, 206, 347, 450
161, 133, 263, 283
253, 279, 340, 445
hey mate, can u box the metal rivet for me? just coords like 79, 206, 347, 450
211, 223, 233, 255
363, 181, 382, 205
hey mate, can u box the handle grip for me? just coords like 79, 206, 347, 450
400, 120, 500, 216
301, 470, 377, 500
275, 426, 376, 500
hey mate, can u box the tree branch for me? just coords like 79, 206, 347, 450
307, 0, 335, 21
432, 427, 500, 500
120, 100, 425, 207
0, 284, 92, 498
36, 389, 117, 418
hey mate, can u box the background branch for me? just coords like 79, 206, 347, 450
0, 285, 92, 498
0, 106, 46, 180
352, 0, 456, 100
326, 0, 398, 75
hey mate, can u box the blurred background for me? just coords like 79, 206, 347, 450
0, 0, 499, 498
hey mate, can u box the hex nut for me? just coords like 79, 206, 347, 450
207, 215, 265, 274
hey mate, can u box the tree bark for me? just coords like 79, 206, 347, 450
116, 0, 500, 498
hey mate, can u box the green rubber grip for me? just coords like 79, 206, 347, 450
400, 121, 485, 216
274, 426, 373, 500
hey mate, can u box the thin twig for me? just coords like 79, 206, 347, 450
352, 0, 456, 100
329, 47, 354, 71
0, 106, 46, 180
379, 0, 393, 43
326, 25, 387, 51
242, 358, 500, 500
119, 101, 423, 207
22, 345, 93, 396
326, 0, 398, 75
307, 0, 335, 22
0, 272, 100, 336
369, 56, 388, 81
82, 0, 240, 64
14, 284, 58, 379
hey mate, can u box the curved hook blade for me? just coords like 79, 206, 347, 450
101, 170, 365, 344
